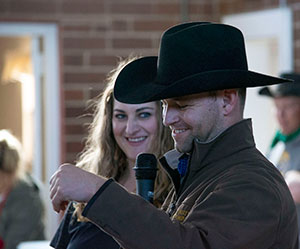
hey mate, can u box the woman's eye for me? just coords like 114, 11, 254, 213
115, 113, 126, 119
139, 112, 151, 118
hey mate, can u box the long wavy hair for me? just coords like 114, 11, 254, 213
75, 56, 174, 219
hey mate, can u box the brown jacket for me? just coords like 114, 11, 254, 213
83, 119, 298, 249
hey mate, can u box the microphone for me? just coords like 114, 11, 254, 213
133, 153, 157, 203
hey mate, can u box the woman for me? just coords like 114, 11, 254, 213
0, 130, 45, 249
50, 57, 173, 249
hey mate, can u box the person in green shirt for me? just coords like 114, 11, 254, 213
259, 72, 300, 246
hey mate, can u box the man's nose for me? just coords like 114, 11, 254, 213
163, 107, 179, 126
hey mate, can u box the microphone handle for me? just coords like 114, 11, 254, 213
136, 179, 155, 203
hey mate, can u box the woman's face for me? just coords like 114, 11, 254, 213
112, 100, 159, 164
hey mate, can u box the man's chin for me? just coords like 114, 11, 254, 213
175, 144, 192, 154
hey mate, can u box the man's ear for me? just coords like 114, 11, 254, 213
221, 89, 239, 116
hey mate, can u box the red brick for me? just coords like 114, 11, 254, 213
133, 20, 177, 32
112, 20, 129, 31
219, 0, 242, 15
9, 0, 57, 13
109, 3, 151, 14
66, 141, 84, 153
265, 0, 279, 7
64, 90, 84, 100
89, 86, 106, 99
63, 37, 105, 50
64, 154, 77, 164
89, 55, 118, 66
62, 0, 104, 14
294, 60, 300, 72
94, 24, 108, 32
294, 46, 300, 63
294, 9, 300, 22
189, 3, 214, 15
65, 124, 87, 135
62, 25, 92, 32
152, 3, 180, 15
65, 107, 87, 118
112, 38, 152, 49
64, 55, 83, 66
243, 0, 265, 11
64, 72, 106, 84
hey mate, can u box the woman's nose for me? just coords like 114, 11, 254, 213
125, 118, 140, 135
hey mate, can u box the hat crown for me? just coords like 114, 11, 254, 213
276, 73, 300, 96
156, 22, 248, 85
114, 22, 288, 104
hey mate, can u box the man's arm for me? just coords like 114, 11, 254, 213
80, 175, 288, 249
50, 164, 296, 249
49, 164, 106, 212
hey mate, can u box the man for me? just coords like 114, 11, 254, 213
259, 73, 300, 174
50, 22, 298, 249
259, 73, 300, 245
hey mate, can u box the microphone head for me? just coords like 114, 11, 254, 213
135, 153, 157, 169
133, 153, 157, 179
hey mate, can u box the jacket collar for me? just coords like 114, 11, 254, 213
160, 119, 255, 191
190, 118, 255, 174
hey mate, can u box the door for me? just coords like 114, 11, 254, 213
0, 22, 60, 238
223, 7, 293, 153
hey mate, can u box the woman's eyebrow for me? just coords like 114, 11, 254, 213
136, 107, 155, 112
113, 109, 125, 113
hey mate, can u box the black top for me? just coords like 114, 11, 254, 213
50, 203, 120, 249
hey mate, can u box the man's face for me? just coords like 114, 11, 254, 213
162, 92, 223, 153
274, 96, 300, 135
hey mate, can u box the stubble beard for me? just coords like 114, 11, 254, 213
174, 135, 194, 153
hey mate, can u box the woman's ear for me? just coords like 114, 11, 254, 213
221, 89, 239, 116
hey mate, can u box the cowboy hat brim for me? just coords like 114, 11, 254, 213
114, 56, 291, 104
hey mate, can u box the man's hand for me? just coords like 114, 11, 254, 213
49, 164, 106, 213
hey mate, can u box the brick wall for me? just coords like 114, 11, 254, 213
1, 0, 299, 163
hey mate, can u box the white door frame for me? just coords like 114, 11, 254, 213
0, 22, 61, 238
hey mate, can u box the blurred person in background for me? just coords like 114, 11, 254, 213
0, 129, 45, 249
259, 72, 300, 245
50, 57, 173, 249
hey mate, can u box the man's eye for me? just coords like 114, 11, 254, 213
139, 112, 151, 118
178, 104, 188, 109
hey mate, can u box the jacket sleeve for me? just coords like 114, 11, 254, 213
83, 177, 295, 249
50, 203, 76, 249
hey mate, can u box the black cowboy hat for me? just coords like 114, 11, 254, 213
258, 72, 300, 97
114, 22, 291, 104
